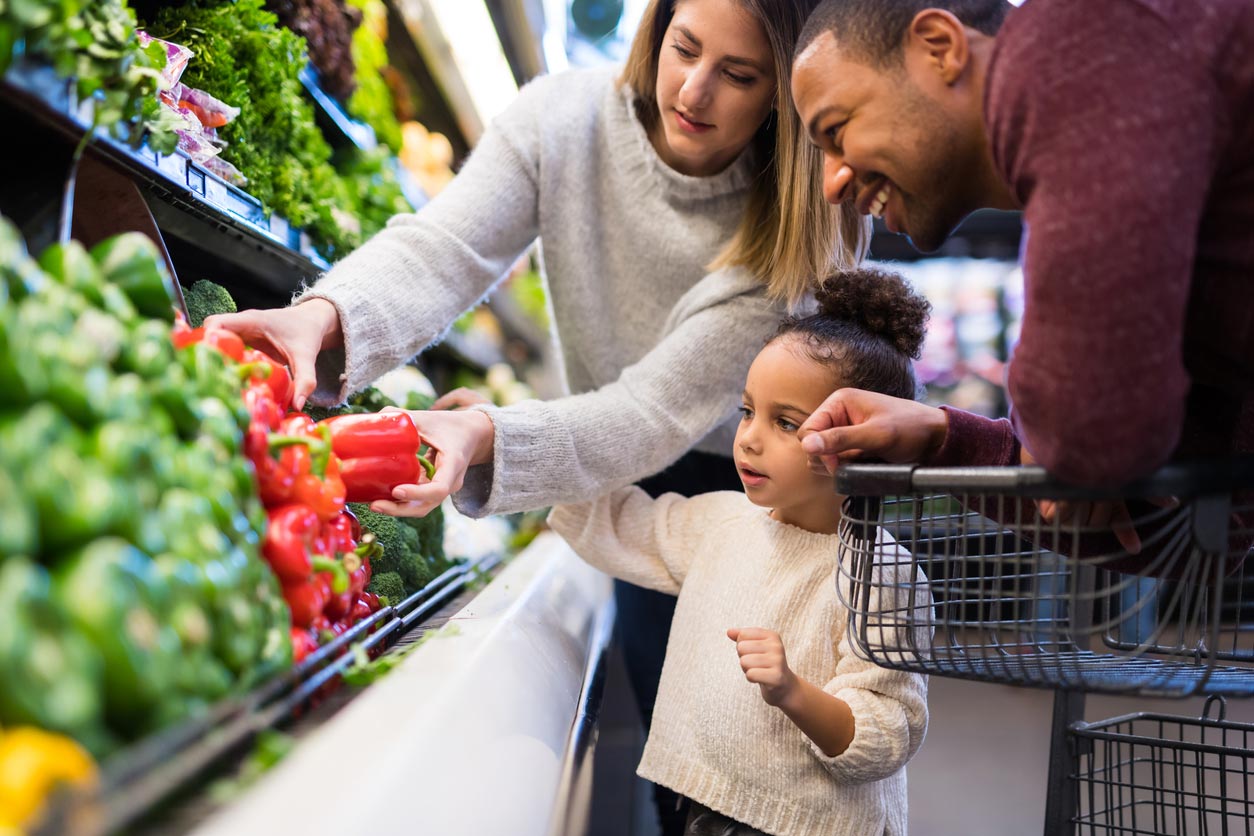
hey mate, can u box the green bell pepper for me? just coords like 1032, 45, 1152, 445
0, 557, 107, 746
54, 538, 181, 737
89, 233, 175, 322
0, 462, 38, 557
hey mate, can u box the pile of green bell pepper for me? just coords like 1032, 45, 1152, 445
0, 217, 290, 756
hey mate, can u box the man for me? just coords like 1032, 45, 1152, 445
790, 0, 1254, 491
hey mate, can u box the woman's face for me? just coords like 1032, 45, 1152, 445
651, 0, 777, 178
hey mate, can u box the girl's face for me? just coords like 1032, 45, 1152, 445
651, 0, 777, 177
734, 337, 843, 534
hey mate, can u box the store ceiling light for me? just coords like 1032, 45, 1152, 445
413, 0, 519, 140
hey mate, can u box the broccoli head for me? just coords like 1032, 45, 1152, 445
184, 280, 237, 327
366, 571, 405, 608
351, 503, 432, 597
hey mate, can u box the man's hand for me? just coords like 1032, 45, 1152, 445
797, 389, 949, 475
727, 627, 798, 708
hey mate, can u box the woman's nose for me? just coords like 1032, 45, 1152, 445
679, 66, 714, 112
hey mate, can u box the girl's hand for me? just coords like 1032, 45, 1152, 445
368, 407, 495, 518
727, 627, 798, 708
205, 298, 343, 411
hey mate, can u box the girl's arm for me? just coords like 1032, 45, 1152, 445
731, 541, 931, 784
727, 628, 856, 758
548, 488, 730, 594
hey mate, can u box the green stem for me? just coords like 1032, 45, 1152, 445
310, 555, 349, 595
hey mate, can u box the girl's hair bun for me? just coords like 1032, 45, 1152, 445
814, 268, 930, 360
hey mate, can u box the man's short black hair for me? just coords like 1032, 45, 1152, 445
798, 0, 1010, 66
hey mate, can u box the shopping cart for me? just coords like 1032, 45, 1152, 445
1070, 696, 1253, 835
834, 461, 1254, 698
833, 460, 1254, 835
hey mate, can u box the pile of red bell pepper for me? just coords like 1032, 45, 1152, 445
171, 314, 435, 662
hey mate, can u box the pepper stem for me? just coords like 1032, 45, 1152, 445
310, 555, 350, 595
417, 453, 436, 481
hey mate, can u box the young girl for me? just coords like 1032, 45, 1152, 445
549, 267, 932, 836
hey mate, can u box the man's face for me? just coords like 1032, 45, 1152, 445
791, 31, 983, 252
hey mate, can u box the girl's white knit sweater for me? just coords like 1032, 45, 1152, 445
549, 489, 930, 836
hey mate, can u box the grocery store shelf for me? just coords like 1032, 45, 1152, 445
191, 533, 613, 836
0, 59, 329, 296
299, 65, 378, 152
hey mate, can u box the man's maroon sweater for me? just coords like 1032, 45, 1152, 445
932, 0, 1254, 483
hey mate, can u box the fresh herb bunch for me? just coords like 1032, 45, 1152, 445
1, 0, 177, 152
345, 0, 401, 153
336, 146, 411, 241
146, 0, 357, 259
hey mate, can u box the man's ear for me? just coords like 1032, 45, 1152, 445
905, 9, 969, 85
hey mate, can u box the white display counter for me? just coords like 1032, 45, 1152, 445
192, 532, 613, 836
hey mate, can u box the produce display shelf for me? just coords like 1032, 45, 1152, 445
299, 65, 378, 153
38, 550, 502, 836
0, 58, 330, 296
189, 533, 614, 836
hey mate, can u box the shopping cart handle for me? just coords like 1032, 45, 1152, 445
834, 457, 1254, 499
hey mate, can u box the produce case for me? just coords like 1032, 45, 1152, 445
190, 532, 613, 836
0, 2, 571, 833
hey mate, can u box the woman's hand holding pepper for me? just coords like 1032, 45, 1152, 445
369, 407, 495, 518
204, 298, 343, 411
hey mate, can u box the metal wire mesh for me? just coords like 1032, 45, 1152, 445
835, 463, 1254, 697
1070, 697, 1254, 835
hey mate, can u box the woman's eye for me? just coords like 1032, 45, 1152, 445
672, 43, 696, 59
725, 71, 754, 85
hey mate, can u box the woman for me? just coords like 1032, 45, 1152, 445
209, 1, 866, 830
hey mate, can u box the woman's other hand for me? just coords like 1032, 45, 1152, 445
432, 387, 492, 410
204, 298, 343, 411
369, 407, 496, 518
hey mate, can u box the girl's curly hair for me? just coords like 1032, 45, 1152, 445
773, 267, 931, 400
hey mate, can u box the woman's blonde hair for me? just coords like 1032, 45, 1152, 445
620, 0, 870, 306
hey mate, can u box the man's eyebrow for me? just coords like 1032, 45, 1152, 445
675, 25, 767, 73
806, 104, 844, 144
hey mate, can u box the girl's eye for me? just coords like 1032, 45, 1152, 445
725, 71, 754, 86
778, 418, 798, 432
738, 406, 753, 420
672, 43, 696, 59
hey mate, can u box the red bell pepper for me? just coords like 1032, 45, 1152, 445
266, 415, 347, 520
262, 504, 321, 583
290, 627, 319, 663
282, 556, 348, 628
318, 412, 436, 503
242, 348, 293, 412
171, 313, 247, 362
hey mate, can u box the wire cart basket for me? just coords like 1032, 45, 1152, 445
834, 460, 1254, 835
834, 461, 1254, 698
1070, 696, 1253, 835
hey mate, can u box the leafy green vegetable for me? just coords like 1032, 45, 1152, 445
146, 0, 356, 259
345, 0, 402, 153
335, 146, 412, 241
4, 0, 173, 149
